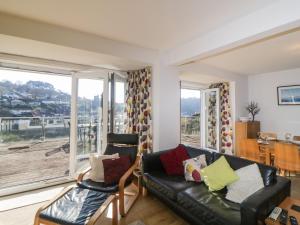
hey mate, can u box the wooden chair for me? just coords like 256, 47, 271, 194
258, 132, 277, 140
240, 139, 266, 164
274, 142, 300, 176
77, 133, 140, 217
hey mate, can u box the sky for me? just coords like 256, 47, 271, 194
0, 69, 125, 103
181, 88, 201, 98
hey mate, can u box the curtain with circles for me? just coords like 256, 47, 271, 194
209, 82, 233, 154
125, 67, 152, 153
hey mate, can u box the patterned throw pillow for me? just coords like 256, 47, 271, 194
183, 155, 207, 182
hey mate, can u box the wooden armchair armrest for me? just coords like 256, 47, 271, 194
118, 155, 140, 190
77, 166, 92, 182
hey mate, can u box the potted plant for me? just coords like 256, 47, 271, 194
246, 101, 260, 122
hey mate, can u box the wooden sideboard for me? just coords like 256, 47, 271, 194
235, 121, 260, 156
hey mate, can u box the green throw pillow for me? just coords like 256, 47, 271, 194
201, 156, 239, 191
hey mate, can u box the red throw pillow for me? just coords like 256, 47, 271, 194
102, 156, 131, 185
160, 144, 190, 176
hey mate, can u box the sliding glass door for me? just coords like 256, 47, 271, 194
0, 68, 71, 190
76, 78, 104, 171
0, 66, 112, 195
108, 73, 127, 134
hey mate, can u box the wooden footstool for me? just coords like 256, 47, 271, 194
34, 186, 118, 225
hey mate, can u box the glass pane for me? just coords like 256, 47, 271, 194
0, 68, 71, 189
180, 89, 201, 148
77, 78, 103, 171
114, 81, 126, 133
205, 90, 218, 150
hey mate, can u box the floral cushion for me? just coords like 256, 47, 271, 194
183, 155, 207, 182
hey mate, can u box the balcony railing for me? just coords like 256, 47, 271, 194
181, 115, 201, 148
181, 115, 200, 135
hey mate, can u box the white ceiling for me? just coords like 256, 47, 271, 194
199, 29, 300, 76
179, 72, 227, 84
0, 34, 147, 71
0, 0, 275, 50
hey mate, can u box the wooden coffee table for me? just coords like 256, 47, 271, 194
265, 197, 300, 225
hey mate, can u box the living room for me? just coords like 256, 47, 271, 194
0, 1, 299, 225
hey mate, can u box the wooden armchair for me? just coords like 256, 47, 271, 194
77, 133, 140, 217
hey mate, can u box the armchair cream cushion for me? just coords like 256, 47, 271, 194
89, 153, 119, 182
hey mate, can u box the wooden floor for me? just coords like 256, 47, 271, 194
0, 186, 188, 225
0, 175, 299, 225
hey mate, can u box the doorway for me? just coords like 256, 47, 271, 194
180, 86, 220, 151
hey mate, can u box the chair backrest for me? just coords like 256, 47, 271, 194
104, 133, 138, 163
259, 132, 277, 139
274, 142, 300, 172
240, 139, 261, 163
293, 136, 300, 141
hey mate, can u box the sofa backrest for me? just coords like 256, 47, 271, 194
142, 149, 167, 173
185, 146, 214, 165
142, 146, 214, 174
213, 153, 277, 186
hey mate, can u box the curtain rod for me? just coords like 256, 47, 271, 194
0, 52, 129, 74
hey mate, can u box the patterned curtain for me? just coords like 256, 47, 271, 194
207, 92, 218, 149
125, 67, 152, 153
209, 82, 233, 154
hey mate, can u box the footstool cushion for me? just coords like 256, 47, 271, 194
40, 187, 110, 225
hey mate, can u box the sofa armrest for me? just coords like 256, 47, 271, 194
240, 176, 291, 225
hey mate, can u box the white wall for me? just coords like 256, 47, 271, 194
156, 65, 181, 150
248, 68, 300, 139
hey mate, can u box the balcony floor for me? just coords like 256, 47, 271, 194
0, 139, 70, 189
181, 134, 201, 148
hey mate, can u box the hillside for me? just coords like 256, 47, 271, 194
181, 98, 201, 116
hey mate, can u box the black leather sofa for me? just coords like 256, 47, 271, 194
142, 146, 291, 225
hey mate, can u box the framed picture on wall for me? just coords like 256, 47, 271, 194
277, 85, 300, 105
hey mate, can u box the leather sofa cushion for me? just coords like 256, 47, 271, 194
177, 185, 241, 225
143, 171, 198, 201
214, 153, 276, 186
40, 187, 109, 225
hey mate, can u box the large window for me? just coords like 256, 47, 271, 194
0, 68, 71, 189
180, 88, 201, 148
